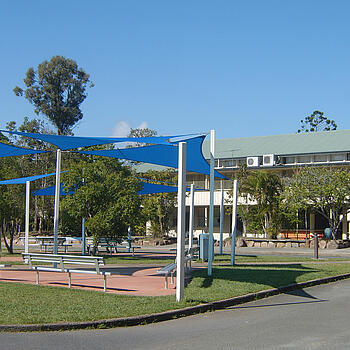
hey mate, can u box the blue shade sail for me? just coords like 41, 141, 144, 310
78, 136, 226, 179
0, 130, 204, 151
0, 172, 62, 185
0, 142, 47, 158
138, 182, 179, 195
32, 183, 74, 196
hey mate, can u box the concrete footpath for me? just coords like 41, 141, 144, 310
1, 245, 350, 297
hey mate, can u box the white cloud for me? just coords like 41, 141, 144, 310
137, 121, 148, 129
113, 120, 131, 137
112, 120, 150, 137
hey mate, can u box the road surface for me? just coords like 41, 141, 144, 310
2, 278, 350, 349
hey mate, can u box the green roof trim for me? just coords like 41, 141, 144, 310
202, 129, 350, 159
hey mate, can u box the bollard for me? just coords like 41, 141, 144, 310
313, 233, 319, 259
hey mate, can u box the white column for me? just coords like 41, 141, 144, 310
208, 129, 215, 276
342, 210, 348, 240
25, 181, 30, 254
176, 142, 187, 302
219, 188, 224, 255
53, 149, 62, 255
231, 179, 238, 265
81, 217, 86, 255
189, 184, 195, 251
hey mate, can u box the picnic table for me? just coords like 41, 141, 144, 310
35, 236, 71, 253
86, 237, 141, 256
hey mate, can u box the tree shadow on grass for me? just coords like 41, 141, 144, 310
196, 263, 325, 301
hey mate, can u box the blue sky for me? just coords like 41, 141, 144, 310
1, 0, 349, 140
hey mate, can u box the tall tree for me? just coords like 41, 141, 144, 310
233, 169, 282, 237
140, 170, 177, 237
128, 128, 157, 138
5, 118, 57, 233
0, 157, 24, 253
13, 56, 93, 135
298, 110, 337, 133
61, 156, 142, 244
283, 167, 350, 239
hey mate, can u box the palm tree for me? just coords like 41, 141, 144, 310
240, 171, 282, 237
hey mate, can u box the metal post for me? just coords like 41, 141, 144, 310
219, 188, 224, 255
208, 129, 215, 276
189, 184, 195, 251
314, 233, 319, 259
176, 142, 187, 302
231, 180, 238, 265
53, 149, 62, 255
81, 217, 86, 255
127, 226, 132, 253
25, 181, 30, 254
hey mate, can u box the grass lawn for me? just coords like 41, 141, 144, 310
1, 262, 350, 325
211, 254, 350, 263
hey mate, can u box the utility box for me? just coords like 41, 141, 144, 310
199, 234, 210, 261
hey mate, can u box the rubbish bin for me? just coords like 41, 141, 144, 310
199, 234, 209, 261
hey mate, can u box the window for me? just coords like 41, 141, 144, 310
297, 155, 311, 163
284, 156, 295, 164
197, 208, 206, 227
330, 153, 345, 162
314, 154, 328, 163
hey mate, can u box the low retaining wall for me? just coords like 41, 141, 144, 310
224, 238, 350, 249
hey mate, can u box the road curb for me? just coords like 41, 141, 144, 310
1, 272, 350, 332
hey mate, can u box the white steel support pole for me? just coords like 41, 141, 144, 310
231, 180, 238, 265
189, 183, 195, 251
53, 149, 62, 255
176, 142, 187, 302
25, 181, 30, 254
219, 188, 224, 255
81, 218, 86, 255
208, 129, 215, 276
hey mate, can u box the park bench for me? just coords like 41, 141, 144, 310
22, 253, 117, 292
115, 244, 142, 256
157, 247, 198, 289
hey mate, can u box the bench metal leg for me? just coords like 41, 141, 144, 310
36, 270, 39, 285
104, 275, 107, 292
132, 248, 135, 257
165, 273, 169, 289
68, 272, 71, 288
170, 271, 174, 284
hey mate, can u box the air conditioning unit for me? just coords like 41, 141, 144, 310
262, 154, 275, 166
247, 156, 260, 167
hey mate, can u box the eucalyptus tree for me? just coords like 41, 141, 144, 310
13, 55, 93, 135
139, 169, 177, 237
283, 167, 350, 240
61, 155, 142, 244
0, 157, 24, 253
4, 118, 57, 233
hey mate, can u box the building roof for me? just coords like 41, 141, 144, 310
202, 129, 350, 159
